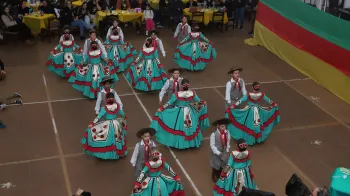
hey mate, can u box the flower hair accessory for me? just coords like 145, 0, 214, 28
182, 83, 190, 87
238, 142, 248, 149
151, 151, 162, 158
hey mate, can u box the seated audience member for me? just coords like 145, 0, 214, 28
18, 0, 31, 17
60, 0, 93, 40
76, 2, 91, 25
311, 187, 330, 196
38, 0, 57, 17
186, 0, 198, 7
1, 6, 33, 43
0, 58, 6, 79
87, 0, 98, 24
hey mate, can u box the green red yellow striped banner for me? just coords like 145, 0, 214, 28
253, 0, 350, 104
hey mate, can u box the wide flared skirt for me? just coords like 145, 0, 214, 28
174, 41, 216, 71
46, 51, 83, 78
225, 106, 280, 146
125, 60, 169, 92
68, 64, 119, 99
150, 105, 210, 149
107, 43, 137, 73
213, 167, 257, 196
131, 175, 185, 196
81, 119, 128, 160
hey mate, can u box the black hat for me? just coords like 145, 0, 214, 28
100, 76, 115, 85
150, 30, 158, 35
63, 25, 70, 31
212, 118, 231, 126
136, 128, 156, 138
81, 191, 92, 196
168, 68, 182, 73
227, 68, 243, 74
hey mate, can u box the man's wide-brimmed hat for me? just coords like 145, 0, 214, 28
227, 68, 243, 74
212, 118, 231, 126
136, 128, 156, 138
100, 76, 115, 85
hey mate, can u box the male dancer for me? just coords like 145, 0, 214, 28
159, 68, 183, 106
225, 68, 247, 108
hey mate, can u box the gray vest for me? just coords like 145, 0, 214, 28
134, 140, 154, 180
230, 79, 244, 102
167, 78, 183, 100
210, 131, 229, 170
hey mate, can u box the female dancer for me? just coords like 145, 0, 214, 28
46, 26, 83, 78
174, 23, 216, 71
68, 41, 119, 99
81, 92, 127, 160
105, 26, 137, 73
213, 139, 257, 195
125, 38, 168, 92
150, 78, 210, 149
225, 82, 280, 146
131, 148, 185, 196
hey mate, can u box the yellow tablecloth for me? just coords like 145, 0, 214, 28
94, 10, 144, 27
22, 13, 55, 35
183, 8, 228, 25
72, 0, 83, 7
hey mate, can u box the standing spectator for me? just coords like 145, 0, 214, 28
234, 0, 246, 29
157, 0, 166, 27
38, 0, 57, 18
247, 0, 258, 34
186, 0, 198, 8
60, 0, 93, 40
143, 4, 155, 36
168, 0, 183, 31
97, 0, 108, 10
1, 6, 33, 43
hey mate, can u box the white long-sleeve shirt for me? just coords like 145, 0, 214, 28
94, 89, 123, 115
210, 129, 231, 155
143, 10, 154, 19
130, 140, 156, 167
106, 26, 124, 41
159, 79, 170, 102
225, 78, 247, 104
154, 37, 166, 57
83, 38, 107, 61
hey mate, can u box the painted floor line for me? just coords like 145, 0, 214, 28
121, 74, 202, 196
42, 74, 73, 196
0, 122, 339, 167
11, 78, 310, 106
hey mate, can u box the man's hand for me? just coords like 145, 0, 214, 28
75, 188, 84, 196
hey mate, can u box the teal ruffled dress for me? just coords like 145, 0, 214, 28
81, 102, 128, 160
150, 90, 210, 149
105, 35, 137, 73
131, 159, 185, 196
173, 32, 216, 71
213, 150, 257, 195
68, 49, 119, 99
46, 38, 83, 78
225, 92, 280, 146
125, 46, 168, 92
